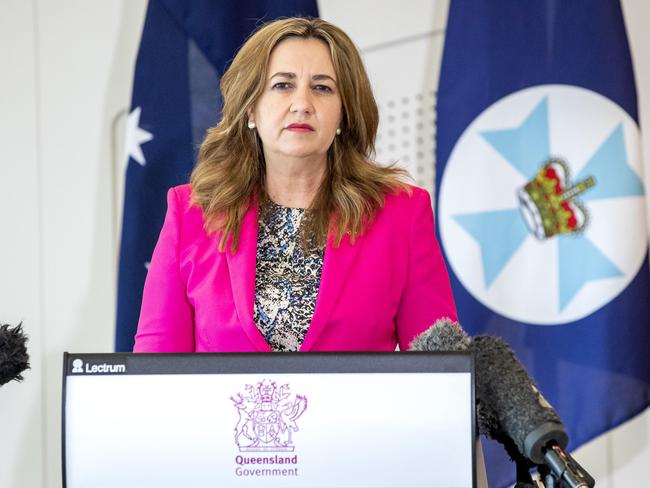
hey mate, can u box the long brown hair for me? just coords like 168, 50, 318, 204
190, 17, 409, 252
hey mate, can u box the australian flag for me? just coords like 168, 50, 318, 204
116, 0, 318, 352
436, 1, 650, 486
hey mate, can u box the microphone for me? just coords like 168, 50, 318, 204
409, 317, 471, 352
470, 335, 593, 488
0, 322, 30, 386
471, 335, 567, 462
410, 323, 594, 487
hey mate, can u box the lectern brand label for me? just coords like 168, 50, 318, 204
70, 358, 127, 374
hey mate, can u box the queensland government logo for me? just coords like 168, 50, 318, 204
231, 379, 308, 452
438, 85, 647, 325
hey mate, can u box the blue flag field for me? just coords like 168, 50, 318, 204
116, 0, 318, 352
436, 1, 650, 486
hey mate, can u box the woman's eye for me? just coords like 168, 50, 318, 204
271, 82, 292, 90
313, 84, 333, 92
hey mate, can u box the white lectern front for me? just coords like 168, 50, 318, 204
63, 352, 479, 488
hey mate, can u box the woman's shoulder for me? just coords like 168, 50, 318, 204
383, 184, 432, 211
167, 184, 198, 213
365, 184, 433, 235
166, 184, 207, 228
168, 183, 193, 205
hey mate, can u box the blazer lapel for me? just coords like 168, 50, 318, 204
225, 202, 272, 352
300, 234, 363, 351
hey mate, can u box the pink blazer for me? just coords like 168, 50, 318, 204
134, 184, 457, 352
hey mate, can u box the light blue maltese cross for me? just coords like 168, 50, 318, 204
453, 96, 644, 311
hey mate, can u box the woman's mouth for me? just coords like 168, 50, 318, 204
286, 123, 314, 132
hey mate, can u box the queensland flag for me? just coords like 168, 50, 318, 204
436, 1, 650, 486
116, 0, 318, 352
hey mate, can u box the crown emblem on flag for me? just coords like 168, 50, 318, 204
518, 158, 596, 240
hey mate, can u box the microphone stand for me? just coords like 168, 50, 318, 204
538, 443, 595, 488
506, 439, 595, 488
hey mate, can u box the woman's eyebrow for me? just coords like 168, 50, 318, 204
312, 74, 336, 83
269, 72, 336, 83
270, 71, 295, 79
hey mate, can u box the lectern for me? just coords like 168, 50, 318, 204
63, 352, 479, 487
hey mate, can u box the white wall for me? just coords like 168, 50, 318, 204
1, 2, 43, 486
0, 1, 148, 487
0, 1, 647, 487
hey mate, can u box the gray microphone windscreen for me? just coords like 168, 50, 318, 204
409, 317, 470, 352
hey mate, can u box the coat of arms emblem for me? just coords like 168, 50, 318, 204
231, 380, 308, 452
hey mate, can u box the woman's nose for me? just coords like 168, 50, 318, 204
289, 85, 314, 114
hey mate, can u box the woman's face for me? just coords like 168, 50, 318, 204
249, 37, 342, 164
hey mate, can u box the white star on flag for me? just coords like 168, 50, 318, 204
124, 106, 154, 167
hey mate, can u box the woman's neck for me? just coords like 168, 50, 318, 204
264, 156, 326, 209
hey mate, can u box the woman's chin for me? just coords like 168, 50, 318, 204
272, 147, 328, 161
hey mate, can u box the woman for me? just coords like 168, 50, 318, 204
133, 17, 457, 353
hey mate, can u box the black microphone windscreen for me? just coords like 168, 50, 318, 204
471, 335, 568, 463
409, 317, 470, 352
0, 323, 30, 386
